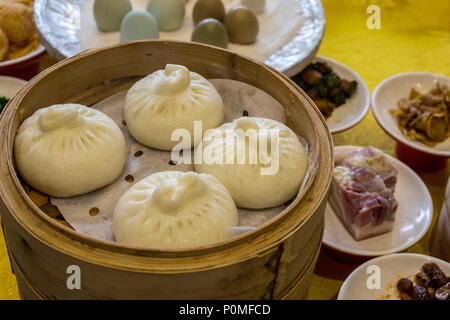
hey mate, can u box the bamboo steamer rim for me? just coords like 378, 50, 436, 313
0, 40, 333, 272
11, 228, 323, 300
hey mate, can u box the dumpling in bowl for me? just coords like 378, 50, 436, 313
113, 171, 238, 249
14, 104, 127, 197
195, 117, 308, 209
124, 64, 224, 151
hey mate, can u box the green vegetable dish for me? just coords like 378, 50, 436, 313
0, 96, 10, 113
293, 62, 358, 118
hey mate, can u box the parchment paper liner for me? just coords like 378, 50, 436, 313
50, 79, 313, 242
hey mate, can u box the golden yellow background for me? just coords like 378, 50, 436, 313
308, 0, 450, 299
1, 0, 449, 300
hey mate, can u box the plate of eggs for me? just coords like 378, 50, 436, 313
34, 0, 325, 77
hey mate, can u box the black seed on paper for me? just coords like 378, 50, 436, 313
89, 207, 100, 217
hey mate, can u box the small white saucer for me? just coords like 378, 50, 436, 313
0, 76, 27, 100
323, 146, 433, 257
314, 56, 370, 134
338, 253, 450, 300
372, 72, 450, 157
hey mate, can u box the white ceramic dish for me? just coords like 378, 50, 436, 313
34, 0, 325, 77
323, 146, 433, 257
0, 44, 45, 69
0, 76, 27, 100
338, 253, 450, 300
372, 72, 450, 157
313, 56, 370, 134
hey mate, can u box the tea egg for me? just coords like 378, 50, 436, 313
146, 0, 186, 32
241, 0, 266, 15
120, 10, 159, 42
191, 18, 228, 48
193, 0, 225, 25
93, 0, 132, 32
224, 6, 259, 45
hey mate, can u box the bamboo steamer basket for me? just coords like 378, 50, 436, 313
0, 41, 333, 300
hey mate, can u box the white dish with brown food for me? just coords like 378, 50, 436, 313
0, 0, 45, 67
323, 146, 433, 257
307, 56, 370, 134
34, 0, 325, 76
372, 72, 450, 157
338, 253, 450, 300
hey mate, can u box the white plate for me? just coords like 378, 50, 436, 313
0, 76, 27, 100
311, 57, 370, 134
372, 72, 450, 157
323, 146, 433, 257
34, 0, 325, 77
338, 253, 450, 300
0, 44, 45, 68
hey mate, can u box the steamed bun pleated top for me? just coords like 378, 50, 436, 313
124, 64, 224, 151
195, 117, 308, 209
14, 104, 127, 198
113, 171, 238, 249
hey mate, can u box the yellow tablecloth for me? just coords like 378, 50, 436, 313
307, 0, 450, 299
0, 0, 449, 300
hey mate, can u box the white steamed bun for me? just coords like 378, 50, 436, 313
14, 104, 126, 197
124, 64, 224, 151
195, 117, 308, 209
113, 171, 238, 249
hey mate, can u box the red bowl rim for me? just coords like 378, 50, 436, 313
0, 44, 46, 69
